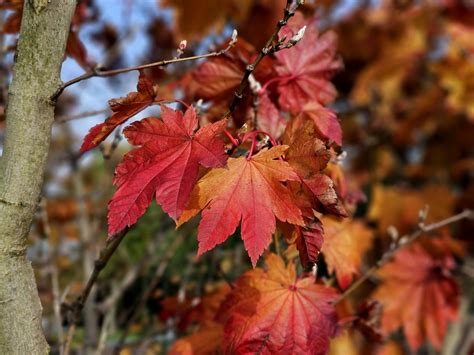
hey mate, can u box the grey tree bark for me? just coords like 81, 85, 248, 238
0, 0, 76, 353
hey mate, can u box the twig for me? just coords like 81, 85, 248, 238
50, 265, 64, 353
334, 209, 473, 304
62, 228, 129, 355
39, 199, 65, 351
97, 232, 164, 312
95, 305, 115, 355
224, 0, 303, 117
51, 34, 238, 101
114, 234, 184, 353
99, 128, 122, 160
72, 158, 101, 351
55, 109, 109, 123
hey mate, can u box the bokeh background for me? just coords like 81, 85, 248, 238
0, 0, 473, 353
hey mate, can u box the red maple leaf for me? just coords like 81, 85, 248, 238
300, 102, 342, 146
295, 217, 325, 268
256, 92, 287, 139
372, 237, 460, 351
218, 253, 339, 354
189, 39, 274, 102
185, 39, 275, 126
284, 118, 347, 217
179, 146, 304, 266
108, 105, 227, 235
80, 72, 161, 153
275, 14, 343, 113
191, 56, 243, 101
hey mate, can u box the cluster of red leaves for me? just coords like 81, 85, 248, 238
81, 13, 347, 268
79, 5, 468, 353
167, 253, 339, 354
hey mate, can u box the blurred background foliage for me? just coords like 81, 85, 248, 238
0, 0, 473, 353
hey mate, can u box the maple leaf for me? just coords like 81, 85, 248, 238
163, 0, 252, 40
186, 39, 275, 125
284, 118, 347, 217
275, 14, 343, 113
283, 118, 331, 179
321, 217, 374, 289
191, 56, 244, 101
295, 217, 324, 268
179, 146, 304, 266
188, 39, 273, 101
256, 92, 287, 139
108, 105, 227, 235
169, 322, 223, 355
329, 331, 359, 355
166, 283, 231, 354
218, 253, 339, 354
80, 72, 161, 153
300, 102, 342, 146
160, 283, 231, 331
349, 16, 428, 120
2, 8, 21, 34
372, 237, 460, 351
430, 22, 474, 121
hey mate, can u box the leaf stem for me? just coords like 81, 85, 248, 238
224, 129, 240, 147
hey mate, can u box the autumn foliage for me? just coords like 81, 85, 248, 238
73, 1, 472, 353
2, 0, 472, 353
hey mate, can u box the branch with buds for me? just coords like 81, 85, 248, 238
268, 25, 306, 55
225, 0, 305, 117
51, 31, 238, 101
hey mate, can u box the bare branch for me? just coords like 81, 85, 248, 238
114, 234, 184, 352
51, 35, 238, 101
55, 109, 109, 123
62, 228, 129, 355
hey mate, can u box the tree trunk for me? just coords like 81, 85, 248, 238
0, 0, 76, 353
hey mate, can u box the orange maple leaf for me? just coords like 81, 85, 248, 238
372, 237, 460, 351
283, 118, 346, 217
368, 184, 455, 235
179, 146, 304, 266
169, 321, 223, 355
321, 217, 374, 289
160, 283, 231, 331
218, 253, 339, 354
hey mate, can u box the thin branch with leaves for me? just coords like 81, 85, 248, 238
225, 0, 304, 117
334, 208, 474, 305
